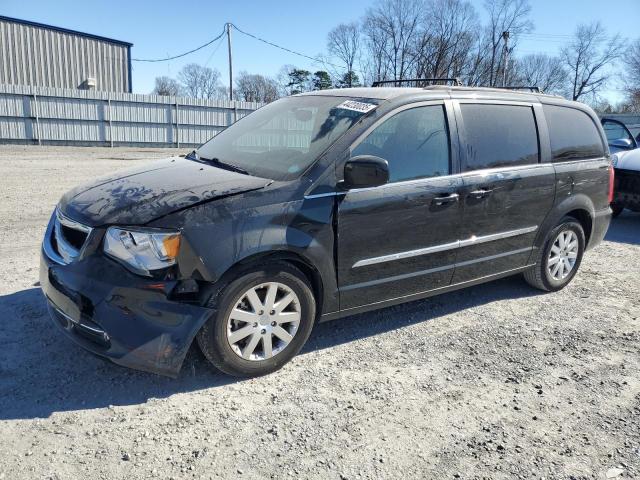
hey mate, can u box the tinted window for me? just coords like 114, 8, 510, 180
352, 105, 449, 183
543, 105, 605, 161
460, 104, 538, 172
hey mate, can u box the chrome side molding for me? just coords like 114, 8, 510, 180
353, 240, 460, 268
352, 225, 538, 268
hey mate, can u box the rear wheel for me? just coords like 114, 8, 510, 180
197, 263, 316, 377
524, 217, 585, 292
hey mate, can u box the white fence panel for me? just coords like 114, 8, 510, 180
0, 84, 263, 147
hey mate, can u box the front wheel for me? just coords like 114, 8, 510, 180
524, 217, 585, 292
196, 263, 316, 377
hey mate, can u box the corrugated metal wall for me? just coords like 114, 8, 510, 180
0, 84, 263, 147
0, 17, 130, 92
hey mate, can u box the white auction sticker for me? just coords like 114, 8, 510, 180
336, 100, 377, 114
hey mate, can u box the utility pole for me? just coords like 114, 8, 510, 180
502, 31, 510, 87
227, 22, 233, 102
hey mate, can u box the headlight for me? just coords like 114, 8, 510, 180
103, 227, 181, 276
611, 154, 619, 168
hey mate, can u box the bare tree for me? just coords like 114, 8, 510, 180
235, 72, 280, 103
562, 22, 625, 101
361, 14, 391, 84
483, 0, 533, 86
516, 54, 565, 93
622, 38, 640, 110
327, 22, 361, 86
625, 38, 640, 87
463, 32, 493, 86
413, 0, 479, 80
178, 63, 222, 99
362, 0, 422, 82
152, 76, 181, 96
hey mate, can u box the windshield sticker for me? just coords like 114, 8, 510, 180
336, 100, 377, 114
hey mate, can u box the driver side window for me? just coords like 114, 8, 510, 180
352, 105, 450, 183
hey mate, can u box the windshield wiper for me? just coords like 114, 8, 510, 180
187, 150, 250, 175
207, 157, 250, 175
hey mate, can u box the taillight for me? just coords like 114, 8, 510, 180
608, 164, 615, 204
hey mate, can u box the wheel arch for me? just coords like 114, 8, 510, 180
563, 208, 593, 246
532, 194, 596, 257
210, 249, 327, 319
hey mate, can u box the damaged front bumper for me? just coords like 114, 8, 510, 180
39, 213, 212, 377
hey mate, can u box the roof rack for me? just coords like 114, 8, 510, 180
372, 78, 463, 87
492, 86, 542, 93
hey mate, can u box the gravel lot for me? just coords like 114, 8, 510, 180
0, 146, 639, 480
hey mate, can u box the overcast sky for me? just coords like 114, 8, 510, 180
2, 0, 637, 101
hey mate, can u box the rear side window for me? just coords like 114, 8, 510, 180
352, 105, 450, 183
460, 104, 539, 172
543, 105, 605, 161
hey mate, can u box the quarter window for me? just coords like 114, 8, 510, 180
460, 104, 539, 172
352, 105, 450, 183
543, 105, 605, 161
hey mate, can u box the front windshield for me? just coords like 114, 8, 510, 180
196, 96, 378, 181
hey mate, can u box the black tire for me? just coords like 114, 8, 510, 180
611, 203, 624, 218
524, 217, 585, 292
196, 263, 316, 377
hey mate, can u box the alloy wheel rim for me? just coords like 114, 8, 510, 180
226, 282, 301, 361
547, 230, 579, 281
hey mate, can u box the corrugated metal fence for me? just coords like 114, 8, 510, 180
0, 84, 264, 147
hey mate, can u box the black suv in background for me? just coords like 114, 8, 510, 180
41, 86, 613, 377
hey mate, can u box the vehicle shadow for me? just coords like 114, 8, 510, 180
0, 276, 541, 420
605, 210, 640, 245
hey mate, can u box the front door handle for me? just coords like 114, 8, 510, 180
432, 193, 460, 206
468, 189, 493, 199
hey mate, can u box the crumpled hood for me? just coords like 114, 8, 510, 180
58, 157, 270, 226
614, 148, 640, 172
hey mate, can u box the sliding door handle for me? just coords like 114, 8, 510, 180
468, 189, 493, 199
432, 193, 460, 206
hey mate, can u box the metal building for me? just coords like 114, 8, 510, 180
0, 16, 132, 93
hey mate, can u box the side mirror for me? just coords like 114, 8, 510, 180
609, 138, 634, 151
344, 155, 389, 189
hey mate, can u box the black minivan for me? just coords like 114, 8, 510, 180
40, 86, 613, 377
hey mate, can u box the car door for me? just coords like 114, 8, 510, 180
601, 118, 638, 153
336, 101, 464, 310
452, 101, 556, 284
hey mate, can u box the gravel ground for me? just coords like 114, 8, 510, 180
0, 145, 639, 480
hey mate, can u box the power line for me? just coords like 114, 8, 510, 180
230, 23, 330, 66
230, 23, 345, 72
203, 33, 226, 68
130, 21, 364, 82
132, 27, 226, 62
230, 23, 368, 82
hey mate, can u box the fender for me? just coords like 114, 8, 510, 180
151, 192, 339, 315
528, 192, 596, 264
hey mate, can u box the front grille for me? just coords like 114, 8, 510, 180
47, 209, 93, 264
616, 169, 640, 195
60, 223, 88, 250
